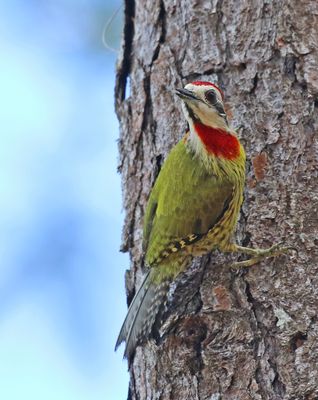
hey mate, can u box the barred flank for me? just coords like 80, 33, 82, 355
155, 232, 203, 264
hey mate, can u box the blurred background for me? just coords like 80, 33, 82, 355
0, 0, 130, 399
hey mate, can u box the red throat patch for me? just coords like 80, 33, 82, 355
194, 121, 240, 160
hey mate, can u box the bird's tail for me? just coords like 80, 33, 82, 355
115, 270, 170, 359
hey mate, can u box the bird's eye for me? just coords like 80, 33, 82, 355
205, 90, 218, 105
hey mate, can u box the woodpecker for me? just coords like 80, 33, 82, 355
116, 81, 288, 360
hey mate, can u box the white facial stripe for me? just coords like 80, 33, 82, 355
184, 83, 223, 104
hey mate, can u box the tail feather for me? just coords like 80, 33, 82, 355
115, 270, 170, 359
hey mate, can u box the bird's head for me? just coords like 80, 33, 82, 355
176, 81, 242, 162
176, 81, 228, 130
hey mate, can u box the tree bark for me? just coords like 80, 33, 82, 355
115, 0, 318, 398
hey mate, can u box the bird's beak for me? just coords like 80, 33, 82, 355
175, 88, 200, 102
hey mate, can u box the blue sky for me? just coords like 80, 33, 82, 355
0, 1, 129, 398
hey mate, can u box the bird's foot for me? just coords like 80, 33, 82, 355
223, 242, 295, 269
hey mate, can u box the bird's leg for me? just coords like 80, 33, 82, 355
220, 242, 291, 269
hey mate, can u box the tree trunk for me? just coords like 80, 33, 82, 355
115, 0, 318, 398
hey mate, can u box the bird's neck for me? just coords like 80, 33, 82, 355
193, 121, 240, 160
185, 120, 246, 179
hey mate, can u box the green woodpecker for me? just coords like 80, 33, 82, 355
116, 81, 288, 359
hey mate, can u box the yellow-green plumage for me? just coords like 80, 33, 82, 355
144, 138, 245, 282
116, 130, 245, 359
115, 81, 261, 361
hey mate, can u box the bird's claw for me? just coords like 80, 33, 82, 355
229, 242, 296, 270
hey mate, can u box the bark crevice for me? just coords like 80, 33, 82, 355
115, 0, 135, 106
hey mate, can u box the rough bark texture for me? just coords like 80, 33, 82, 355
115, 1, 318, 399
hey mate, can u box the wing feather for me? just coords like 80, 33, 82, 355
143, 140, 234, 264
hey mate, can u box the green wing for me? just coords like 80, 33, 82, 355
143, 140, 233, 265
